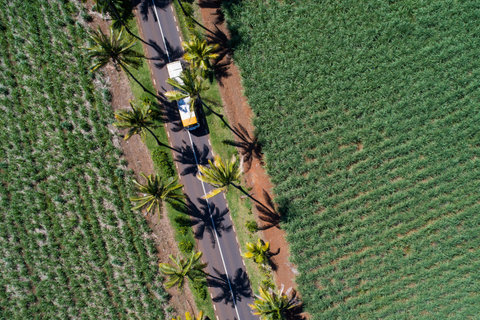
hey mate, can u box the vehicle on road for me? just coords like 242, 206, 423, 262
166, 61, 200, 130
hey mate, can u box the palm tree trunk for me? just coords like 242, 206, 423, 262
122, 66, 161, 99
231, 182, 270, 212
175, 0, 216, 35
101, 0, 152, 47
142, 124, 179, 152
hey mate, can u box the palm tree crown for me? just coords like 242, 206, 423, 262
197, 155, 242, 199
130, 173, 184, 215
159, 251, 207, 289
165, 68, 209, 112
113, 101, 156, 140
249, 285, 301, 320
172, 311, 205, 320
182, 36, 219, 73
84, 25, 143, 72
242, 239, 270, 265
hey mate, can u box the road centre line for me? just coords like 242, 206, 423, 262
150, 6, 241, 319
187, 131, 242, 320
150, 0, 171, 63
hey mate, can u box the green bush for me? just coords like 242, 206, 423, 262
179, 240, 194, 253
192, 281, 207, 300
245, 220, 258, 233
152, 148, 175, 178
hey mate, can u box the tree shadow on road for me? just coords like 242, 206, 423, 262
184, 197, 232, 247
174, 143, 211, 176
207, 267, 253, 307
146, 39, 183, 70
134, 0, 170, 22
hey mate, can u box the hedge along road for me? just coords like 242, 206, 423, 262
134, 1, 258, 319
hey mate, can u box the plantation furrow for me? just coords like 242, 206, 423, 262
0, 0, 168, 318
224, 0, 480, 317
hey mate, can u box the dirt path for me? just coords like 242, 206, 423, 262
197, 1, 299, 292
84, 3, 196, 317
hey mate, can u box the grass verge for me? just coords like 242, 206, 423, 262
171, 2, 273, 296
125, 16, 215, 319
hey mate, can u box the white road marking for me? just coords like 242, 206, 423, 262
150, 0, 171, 62
176, 26, 179, 31
239, 248, 242, 255
208, 139, 211, 146
171, 6, 174, 11
165, 123, 168, 128
213, 305, 216, 311
210, 292, 213, 298
187, 131, 242, 320
236, 236, 239, 243
216, 316, 219, 320
232, 225, 236, 233
173, 16, 176, 21
175, 163, 178, 169
150, 4, 241, 319
167, 131, 170, 137
153, 79, 156, 85
243, 259, 245, 266
223, 193, 226, 200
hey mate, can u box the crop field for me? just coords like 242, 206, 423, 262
0, 0, 168, 319
224, 0, 480, 318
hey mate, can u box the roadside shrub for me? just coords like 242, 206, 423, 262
192, 281, 207, 300
245, 220, 258, 233
152, 148, 175, 177
179, 240, 194, 253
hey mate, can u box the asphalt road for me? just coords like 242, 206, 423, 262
134, 1, 258, 319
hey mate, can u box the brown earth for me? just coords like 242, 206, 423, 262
83, 3, 196, 317
197, 1, 299, 293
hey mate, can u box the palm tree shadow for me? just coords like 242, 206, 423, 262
267, 247, 280, 272
174, 143, 211, 176
256, 190, 282, 230
207, 267, 253, 307
207, 25, 233, 85
134, 0, 170, 22
146, 39, 183, 70
161, 99, 185, 132
184, 197, 232, 247
286, 295, 306, 320
222, 124, 262, 172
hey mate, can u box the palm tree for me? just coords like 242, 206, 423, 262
196, 155, 242, 199
165, 67, 225, 119
89, 0, 134, 30
112, 100, 172, 149
249, 285, 301, 320
242, 239, 270, 265
197, 155, 272, 212
165, 67, 209, 112
84, 26, 157, 97
130, 173, 185, 216
172, 311, 205, 320
159, 251, 208, 289
174, 0, 215, 35
182, 36, 219, 78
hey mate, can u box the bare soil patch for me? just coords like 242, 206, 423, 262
198, 1, 299, 292
83, 2, 196, 317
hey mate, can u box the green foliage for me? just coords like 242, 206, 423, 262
179, 240, 194, 253
225, 0, 480, 318
192, 282, 208, 301
152, 148, 175, 177
245, 219, 258, 233
0, 0, 168, 318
